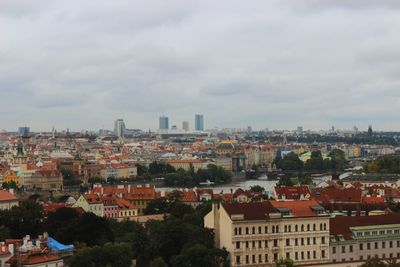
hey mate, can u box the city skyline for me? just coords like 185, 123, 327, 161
2, 1, 400, 131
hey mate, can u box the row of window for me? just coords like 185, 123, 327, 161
234, 223, 327, 235
332, 240, 400, 254
235, 250, 326, 265
333, 253, 400, 263
356, 229, 400, 237
235, 237, 326, 249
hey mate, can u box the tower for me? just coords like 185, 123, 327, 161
195, 114, 204, 131
114, 119, 125, 138
159, 116, 169, 130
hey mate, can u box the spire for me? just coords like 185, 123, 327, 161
16, 139, 24, 157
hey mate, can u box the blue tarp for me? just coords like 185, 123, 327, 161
47, 237, 75, 251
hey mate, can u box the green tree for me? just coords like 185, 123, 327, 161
274, 153, 304, 171
275, 258, 295, 267
361, 257, 387, 267
149, 257, 168, 267
249, 185, 265, 193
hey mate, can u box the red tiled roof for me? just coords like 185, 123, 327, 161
312, 187, 362, 204
222, 201, 277, 220
270, 199, 322, 217
0, 190, 17, 202
330, 214, 400, 240
181, 190, 198, 203
166, 159, 203, 164
275, 186, 311, 200
362, 196, 385, 204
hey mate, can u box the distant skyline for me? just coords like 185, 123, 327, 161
2, 1, 400, 131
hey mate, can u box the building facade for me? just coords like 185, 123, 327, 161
195, 114, 204, 131
205, 200, 330, 267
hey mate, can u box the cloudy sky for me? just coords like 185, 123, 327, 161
1, 0, 400, 132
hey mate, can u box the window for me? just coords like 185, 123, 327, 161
274, 253, 278, 262
323, 223, 327, 230
252, 255, 255, 263
313, 251, 316, 259
295, 238, 298, 246
252, 227, 255, 234
259, 254, 262, 263
301, 225, 304, 231
276, 226, 279, 233
285, 225, 288, 232
313, 237, 316, 245
313, 224, 316, 231
236, 242, 240, 249
265, 254, 268, 263
259, 226, 262, 234
307, 251, 310, 259
239, 228, 242, 235
307, 224, 310, 231
246, 255, 249, 264
265, 240, 268, 248
252, 241, 255, 248
390, 241, 393, 248
367, 243, 371, 250
246, 227, 249, 235
382, 241, 386, 249
301, 252, 304, 260
301, 238, 304, 245
236, 256, 240, 265
383, 254, 386, 259
320, 223, 323, 230
375, 242, 378, 249
259, 240, 262, 248
359, 244, 363, 250
272, 226, 275, 233
274, 239, 278, 247
286, 252, 290, 259
295, 252, 298, 260
332, 247, 336, 254
398, 241, 400, 248
265, 226, 268, 233
322, 250, 326, 258
286, 239, 290, 246
342, 246, 345, 253
288, 225, 291, 232
246, 241, 249, 248
295, 225, 298, 232
322, 237, 326, 244
360, 256, 363, 260
307, 237, 310, 245
349, 245, 353, 252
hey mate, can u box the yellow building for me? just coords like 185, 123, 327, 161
205, 200, 330, 266
3, 170, 20, 186
165, 159, 204, 172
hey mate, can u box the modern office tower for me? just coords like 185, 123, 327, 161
195, 114, 204, 131
247, 126, 252, 135
182, 121, 189, 131
114, 119, 125, 138
18, 127, 30, 137
159, 116, 169, 130
297, 126, 303, 133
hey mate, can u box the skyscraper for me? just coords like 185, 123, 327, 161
182, 121, 189, 131
195, 114, 204, 131
159, 116, 169, 130
18, 127, 30, 137
114, 119, 125, 138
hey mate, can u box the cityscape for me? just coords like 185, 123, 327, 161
3, 1, 400, 267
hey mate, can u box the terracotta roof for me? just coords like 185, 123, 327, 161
312, 187, 362, 204
181, 190, 198, 203
0, 190, 17, 202
330, 214, 400, 240
275, 186, 311, 200
166, 159, 203, 164
270, 199, 323, 217
362, 196, 385, 204
222, 201, 277, 220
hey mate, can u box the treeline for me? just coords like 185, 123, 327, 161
138, 162, 232, 187
364, 155, 400, 173
274, 149, 346, 172
0, 199, 228, 267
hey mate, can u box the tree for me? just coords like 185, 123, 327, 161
249, 185, 264, 193
149, 257, 168, 267
143, 198, 169, 215
275, 258, 295, 267
274, 152, 303, 171
361, 257, 387, 267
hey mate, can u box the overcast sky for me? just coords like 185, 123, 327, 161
1, 0, 400, 132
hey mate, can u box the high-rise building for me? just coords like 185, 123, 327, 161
182, 121, 189, 131
114, 119, 125, 138
297, 126, 303, 133
195, 114, 204, 131
159, 116, 169, 130
18, 127, 30, 137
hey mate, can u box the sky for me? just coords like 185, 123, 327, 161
2, 0, 400, 132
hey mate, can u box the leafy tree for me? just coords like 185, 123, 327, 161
170, 244, 226, 267
275, 258, 295, 267
69, 243, 133, 267
249, 185, 265, 193
361, 257, 388, 267
143, 198, 169, 215
137, 164, 149, 176
149, 257, 168, 267
274, 152, 303, 171
2, 181, 17, 189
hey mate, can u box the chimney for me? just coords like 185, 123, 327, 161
9, 189, 14, 195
